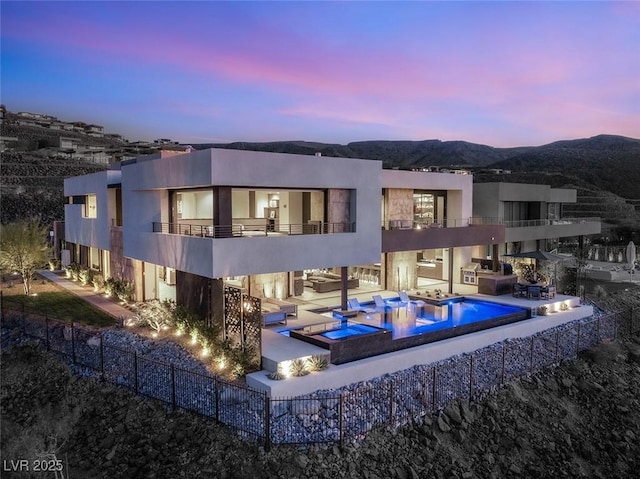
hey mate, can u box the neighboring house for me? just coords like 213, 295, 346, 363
473, 182, 601, 256
63, 149, 507, 322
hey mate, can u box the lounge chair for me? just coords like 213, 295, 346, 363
398, 291, 426, 308
372, 294, 396, 310
347, 298, 377, 313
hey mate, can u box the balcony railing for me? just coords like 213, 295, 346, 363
464, 217, 600, 228
152, 222, 356, 238
382, 217, 501, 230
503, 217, 600, 228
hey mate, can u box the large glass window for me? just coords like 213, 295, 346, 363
413, 190, 446, 224
176, 190, 213, 220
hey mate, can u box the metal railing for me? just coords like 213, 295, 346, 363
382, 217, 502, 230
465, 217, 600, 228
152, 222, 356, 238
1, 291, 631, 451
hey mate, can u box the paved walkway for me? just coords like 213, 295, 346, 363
38, 270, 135, 320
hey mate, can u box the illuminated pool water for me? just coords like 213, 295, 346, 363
320, 323, 381, 340
379, 298, 527, 339
288, 297, 531, 364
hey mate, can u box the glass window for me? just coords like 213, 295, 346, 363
84, 194, 97, 218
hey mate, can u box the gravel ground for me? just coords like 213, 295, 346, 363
2, 335, 639, 479
2, 287, 639, 478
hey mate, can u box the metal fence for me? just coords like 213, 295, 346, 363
0, 292, 634, 451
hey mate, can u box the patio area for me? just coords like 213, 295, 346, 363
247, 289, 591, 396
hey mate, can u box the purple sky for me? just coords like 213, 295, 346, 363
2, 1, 638, 147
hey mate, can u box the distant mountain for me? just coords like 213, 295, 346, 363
2, 104, 638, 232
194, 139, 530, 168
197, 134, 640, 199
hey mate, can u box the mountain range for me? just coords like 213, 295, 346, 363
195, 134, 640, 201
1, 107, 638, 232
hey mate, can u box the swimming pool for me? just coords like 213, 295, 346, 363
320, 323, 381, 340
381, 297, 527, 339
289, 297, 530, 364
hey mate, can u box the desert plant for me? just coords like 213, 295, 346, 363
104, 277, 117, 297
65, 262, 80, 280
48, 258, 60, 271
135, 299, 173, 333
593, 284, 608, 299
228, 344, 259, 379
92, 274, 105, 292
290, 358, 309, 377
267, 369, 286, 380
306, 355, 328, 372
537, 305, 549, 316
115, 279, 134, 303
78, 267, 92, 286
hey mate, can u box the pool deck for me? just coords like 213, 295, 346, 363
246, 291, 591, 397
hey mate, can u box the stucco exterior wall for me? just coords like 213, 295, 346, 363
121, 149, 382, 278
63, 170, 121, 251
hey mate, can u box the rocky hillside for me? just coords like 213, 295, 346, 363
2, 287, 640, 478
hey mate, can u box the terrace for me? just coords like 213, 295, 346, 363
246, 288, 591, 397
152, 221, 355, 238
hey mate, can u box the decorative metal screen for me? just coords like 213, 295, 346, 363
223, 286, 262, 371
224, 286, 243, 345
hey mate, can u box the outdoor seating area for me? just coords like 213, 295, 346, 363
305, 273, 359, 293
512, 283, 556, 300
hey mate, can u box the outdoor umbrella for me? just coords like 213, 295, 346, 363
627, 241, 636, 268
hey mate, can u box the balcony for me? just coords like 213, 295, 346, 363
502, 217, 601, 242
152, 221, 355, 238
381, 217, 505, 252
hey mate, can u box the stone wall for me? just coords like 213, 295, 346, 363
249, 272, 289, 299
384, 189, 413, 225
386, 250, 418, 291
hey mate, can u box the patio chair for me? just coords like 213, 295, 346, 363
541, 286, 556, 299
512, 283, 527, 298
527, 285, 542, 300
347, 298, 377, 314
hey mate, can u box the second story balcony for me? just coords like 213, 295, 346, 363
382, 217, 505, 252
499, 217, 601, 242
152, 221, 356, 238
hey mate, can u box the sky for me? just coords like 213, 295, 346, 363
1, 1, 638, 147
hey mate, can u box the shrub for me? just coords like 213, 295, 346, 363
135, 299, 173, 333
92, 274, 105, 292
48, 258, 60, 271
104, 277, 117, 297
290, 358, 309, 377
267, 370, 286, 381
307, 355, 329, 372
115, 280, 134, 303
65, 263, 80, 280
537, 305, 549, 316
78, 267, 92, 286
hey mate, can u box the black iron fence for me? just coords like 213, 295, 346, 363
1, 292, 634, 451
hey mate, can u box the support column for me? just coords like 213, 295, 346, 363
341, 266, 348, 310
448, 248, 454, 294
492, 243, 500, 272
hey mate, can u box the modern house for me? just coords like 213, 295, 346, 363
472, 182, 601, 256
63, 148, 506, 317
